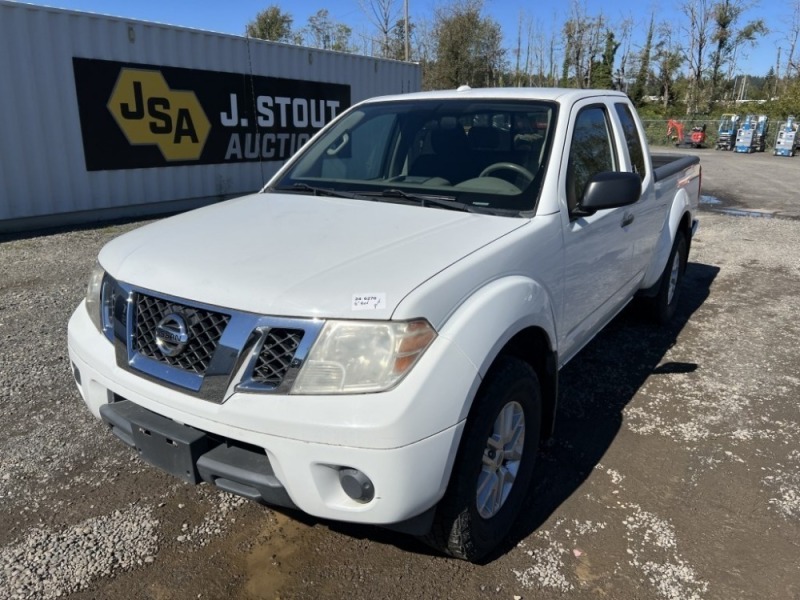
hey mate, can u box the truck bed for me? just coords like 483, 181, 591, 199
651, 152, 701, 182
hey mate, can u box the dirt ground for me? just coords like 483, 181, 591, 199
1, 146, 798, 600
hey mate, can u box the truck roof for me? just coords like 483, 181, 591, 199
363, 86, 630, 105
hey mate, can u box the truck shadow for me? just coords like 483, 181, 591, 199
278, 261, 720, 561
494, 259, 720, 561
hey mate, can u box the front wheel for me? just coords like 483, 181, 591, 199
649, 231, 688, 324
423, 356, 541, 562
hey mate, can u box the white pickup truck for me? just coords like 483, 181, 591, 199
68, 87, 700, 561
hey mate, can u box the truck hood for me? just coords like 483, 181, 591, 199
99, 193, 527, 319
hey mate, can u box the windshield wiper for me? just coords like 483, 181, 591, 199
371, 189, 476, 212
275, 184, 497, 214
274, 183, 368, 200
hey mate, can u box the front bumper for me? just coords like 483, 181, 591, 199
99, 398, 300, 510
68, 303, 475, 526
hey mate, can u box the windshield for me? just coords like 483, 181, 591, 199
270, 98, 558, 215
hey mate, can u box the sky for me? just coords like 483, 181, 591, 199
19, 0, 791, 77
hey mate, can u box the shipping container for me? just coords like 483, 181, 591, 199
0, 1, 421, 233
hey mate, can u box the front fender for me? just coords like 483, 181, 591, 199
436, 276, 557, 423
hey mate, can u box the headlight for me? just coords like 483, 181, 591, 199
292, 319, 436, 394
85, 262, 114, 339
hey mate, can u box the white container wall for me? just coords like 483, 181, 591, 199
0, 1, 421, 232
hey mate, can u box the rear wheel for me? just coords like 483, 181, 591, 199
423, 356, 541, 562
649, 230, 688, 324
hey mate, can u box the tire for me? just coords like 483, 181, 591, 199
649, 230, 688, 324
423, 356, 541, 562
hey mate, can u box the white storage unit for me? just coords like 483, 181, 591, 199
0, 1, 421, 232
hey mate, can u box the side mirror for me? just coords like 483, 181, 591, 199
577, 171, 641, 214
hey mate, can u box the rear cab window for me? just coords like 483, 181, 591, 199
614, 103, 647, 181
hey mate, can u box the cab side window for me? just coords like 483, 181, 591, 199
614, 103, 647, 180
566, 106, 617, 213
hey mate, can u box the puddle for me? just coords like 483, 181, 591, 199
711, 207, 775, 219
699, 194, 780, 219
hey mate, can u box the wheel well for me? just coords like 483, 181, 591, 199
497, 327, 558, 441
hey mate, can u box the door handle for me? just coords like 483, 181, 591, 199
621, 213, 635, 228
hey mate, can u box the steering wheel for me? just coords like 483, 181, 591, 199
479, 162, 535, 185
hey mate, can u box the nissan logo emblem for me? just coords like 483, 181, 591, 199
155, 313, 190, 357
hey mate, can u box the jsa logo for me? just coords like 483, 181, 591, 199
107, 69, 211, 161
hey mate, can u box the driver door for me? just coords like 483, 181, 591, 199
558, 101, 637, 362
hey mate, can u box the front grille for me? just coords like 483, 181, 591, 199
251, 329, 304, 387
134, 293, 230, 375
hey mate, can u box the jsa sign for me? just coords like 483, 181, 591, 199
72, 58, 351, 171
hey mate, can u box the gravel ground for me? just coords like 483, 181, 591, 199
1, 149, 799, 599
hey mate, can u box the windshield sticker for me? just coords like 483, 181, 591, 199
352, 293, 386, 311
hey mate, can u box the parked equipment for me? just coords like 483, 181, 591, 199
734, 116, 756, 153
754, 115, 769, 152
667, 119, 707, 148
773, 116, 798, 157
716, 114, 740, 150
735, 115, 770, 153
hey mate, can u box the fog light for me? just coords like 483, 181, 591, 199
72, 362, 82, 386
339, 468, 374, 503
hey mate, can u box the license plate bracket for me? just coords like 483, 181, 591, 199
131, 410, 209, 484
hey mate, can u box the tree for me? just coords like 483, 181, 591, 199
561, 2, 605, 88
246, 6, 294, 42
769, 77, 800, 116
562, 10, 590, 87
630, 16, 655, 106
681, 0, 714, 114
304, 9, 354, 52
413, 15, 437, 76
426, 0, 506, 89
654, 22, 685, 110
784, 0, 800, 81
613, 18, 635, 91
709, 0, 767, 108
590, 30, 619, 89
360, 0, 399, 58
386, 17, 414, 61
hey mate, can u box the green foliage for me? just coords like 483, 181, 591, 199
425, 1, 506, 90
240, 0, 798, 106
304, 9, 354, 52
763, 79, 800, 118
590, 30, 618, 89
708, 0, 768, 109
246, 6, 294, 42
386, 18, 413, 61
630, 16, 654, 107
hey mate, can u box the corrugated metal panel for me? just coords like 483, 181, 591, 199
0, 1, 421, 231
